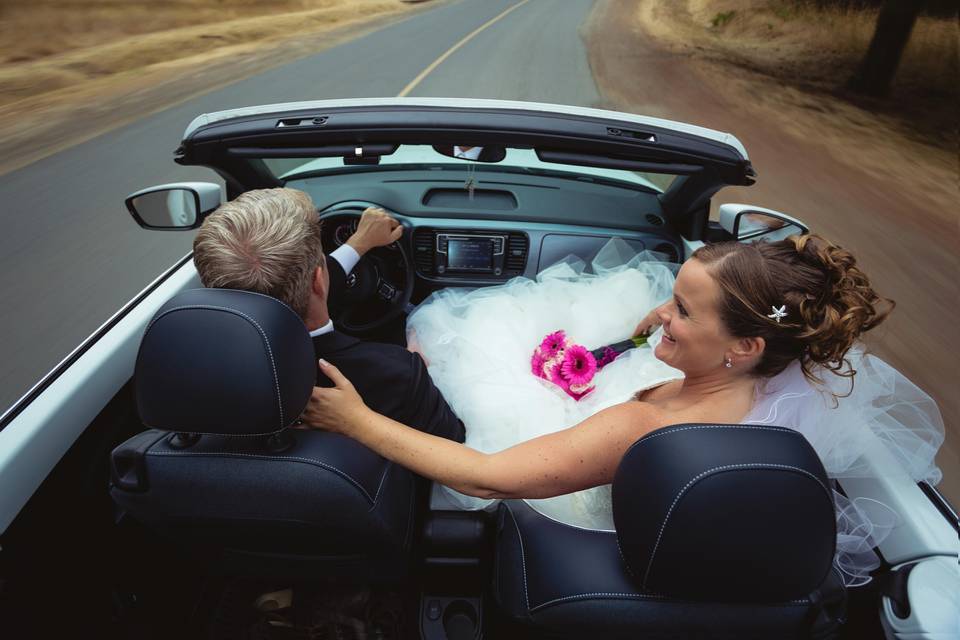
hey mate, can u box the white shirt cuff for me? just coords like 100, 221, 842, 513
330, 243, 360, 275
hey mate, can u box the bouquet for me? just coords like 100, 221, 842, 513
531, 330, 648, 401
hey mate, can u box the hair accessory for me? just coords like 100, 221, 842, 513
767, 305, 788, 323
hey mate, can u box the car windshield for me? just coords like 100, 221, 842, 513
263, 145, 679, 193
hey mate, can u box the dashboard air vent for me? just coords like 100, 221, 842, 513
413, 229, 434, 275
505, 233, 529, 274
652, 242, 680, 264
645, 213, 664, 226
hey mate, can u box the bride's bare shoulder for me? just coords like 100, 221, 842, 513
601, 399, 673, 434
633, 379, 683, 402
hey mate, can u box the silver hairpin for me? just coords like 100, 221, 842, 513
767, 305, 788, 323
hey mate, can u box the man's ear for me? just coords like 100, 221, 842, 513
733, 336, 765, 360
311, 265, 326, 296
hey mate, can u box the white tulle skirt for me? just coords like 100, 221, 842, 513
407, 238, 945, 586
408, 239, 682, 527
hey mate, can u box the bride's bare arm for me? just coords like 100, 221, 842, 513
303, 359, 665, 500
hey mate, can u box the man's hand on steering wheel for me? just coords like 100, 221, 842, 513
346, 207, 403, 255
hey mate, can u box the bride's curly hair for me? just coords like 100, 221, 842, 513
691, 234, 894, 386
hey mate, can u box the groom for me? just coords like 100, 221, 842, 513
192, 188, 464, 443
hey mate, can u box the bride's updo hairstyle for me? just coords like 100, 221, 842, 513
691, 234, 893, 385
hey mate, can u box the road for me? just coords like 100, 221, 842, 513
0, 0, 956, 502
0, 0, 599, 413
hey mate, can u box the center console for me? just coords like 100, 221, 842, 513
435, 233, 507, 276
414, 229, 528, 280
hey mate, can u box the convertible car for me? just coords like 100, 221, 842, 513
0, 98, 956, 639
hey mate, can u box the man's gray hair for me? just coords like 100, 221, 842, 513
193, 188, 324, 319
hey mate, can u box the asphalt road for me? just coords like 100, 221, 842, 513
0, 0, 599, 413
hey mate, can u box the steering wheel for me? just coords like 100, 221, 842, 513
319, 206, 414, 334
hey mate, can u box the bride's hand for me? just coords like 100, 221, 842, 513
632, 306, 662, 338
301, 359, 369, 434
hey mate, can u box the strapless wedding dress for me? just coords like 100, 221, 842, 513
408, 238, 944, 586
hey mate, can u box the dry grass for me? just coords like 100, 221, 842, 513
689, 0, 958, 101
0, 0, 427, 174
642, 0, 958, 152
635, 0, 958, 227
0, 0, 415, 107
0, 0, 368, 63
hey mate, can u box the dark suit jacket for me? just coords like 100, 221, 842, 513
321, 249, 463, 441
326, 255, 349, 319
312, 331, 465, 443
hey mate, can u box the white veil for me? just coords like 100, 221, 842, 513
742, 350, 945, 586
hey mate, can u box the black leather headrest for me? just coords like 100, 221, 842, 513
135, 289, 316, 435
612, 423, 836, 603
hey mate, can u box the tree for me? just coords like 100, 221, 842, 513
847, 0, 926, 97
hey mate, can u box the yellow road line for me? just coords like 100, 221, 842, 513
397, 0, 532, 97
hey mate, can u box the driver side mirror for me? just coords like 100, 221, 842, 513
718, 203, 809, 242
125, 182, 222, 230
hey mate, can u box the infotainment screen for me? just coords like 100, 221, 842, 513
447, 238, 494, 271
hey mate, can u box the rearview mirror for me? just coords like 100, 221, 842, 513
718, 203, 809, 242
126, 182, 222, 230
432, 144, 506, 163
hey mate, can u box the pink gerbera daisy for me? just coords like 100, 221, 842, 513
561, 345, 597, 387
531, 352, 546, 377
547, 360, 571, 393
542, 355, 561, 380
537, 330, 568, 361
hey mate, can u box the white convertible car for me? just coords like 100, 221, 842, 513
0, 99, 956, 639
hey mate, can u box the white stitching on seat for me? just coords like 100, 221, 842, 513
528, 591, 810, 613
371, 462, 390, 506
529, 592, 666, 613
504, 504, 530, 612
147, 450, 376, 504
146, 304, 286, 430
634, 424, 800, 451
641, 463, 831, 590
615, 533, 636, 579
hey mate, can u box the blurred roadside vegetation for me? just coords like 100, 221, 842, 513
688, 0, 957, 150
0, 0, 412, 107
0, 0, 384, 62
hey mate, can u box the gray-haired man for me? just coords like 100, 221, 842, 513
193, 188, 464, 442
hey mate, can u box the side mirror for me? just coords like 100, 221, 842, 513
718, 203, 809, 242
431, 144, 507, 163
125, 182, 222, 230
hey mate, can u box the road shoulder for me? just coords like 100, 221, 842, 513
0, 1, 440, 176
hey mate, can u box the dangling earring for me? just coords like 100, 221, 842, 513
724, 357, 733, 369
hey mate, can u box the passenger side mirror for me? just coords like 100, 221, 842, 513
718, 203, 809, 242
432, 144, 507, 163
125, 182, 222, 230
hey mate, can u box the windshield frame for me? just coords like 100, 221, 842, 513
176, 99, 756, 226
267, 146, 674, 194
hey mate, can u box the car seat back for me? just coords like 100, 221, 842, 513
110, 289, 420, 581
613, 423, 836, 602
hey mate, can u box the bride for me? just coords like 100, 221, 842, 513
302, 234, 944, 586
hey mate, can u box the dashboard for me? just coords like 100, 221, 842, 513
303, 167, 683, 299
321, 210, 681, 307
